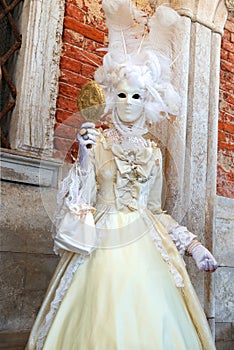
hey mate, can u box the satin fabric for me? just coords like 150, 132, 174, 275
26, 133, 216, 350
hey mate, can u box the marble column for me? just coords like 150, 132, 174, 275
9, 0, 65, 156
149, 0, 228, 335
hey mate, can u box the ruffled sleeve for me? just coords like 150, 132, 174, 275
147, 143, 196, 255
53, 150, 97, 256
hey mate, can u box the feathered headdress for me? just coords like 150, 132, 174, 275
95, 0, 183, 123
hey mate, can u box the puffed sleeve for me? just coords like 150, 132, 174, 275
52, 148, 97, 256
147, 144, 196, 255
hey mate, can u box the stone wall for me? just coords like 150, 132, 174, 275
0, 150, 61, 348
218, 18, 234, 199
215, 195, 234, 350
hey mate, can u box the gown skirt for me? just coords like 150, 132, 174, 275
27, 138, 215, 350
42, 210, 202, 350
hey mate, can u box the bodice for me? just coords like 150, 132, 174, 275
93, 130, 159, 212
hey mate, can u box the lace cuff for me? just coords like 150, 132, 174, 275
168, 226, 197, 256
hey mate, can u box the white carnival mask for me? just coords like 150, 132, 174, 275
115, 80, 144, 125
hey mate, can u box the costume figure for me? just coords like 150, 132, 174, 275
26, 1, 218, 349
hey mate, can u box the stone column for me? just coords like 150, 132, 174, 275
150, 0, 228, 335
9, 0, 65, 156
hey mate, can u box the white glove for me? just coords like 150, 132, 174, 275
191, 245, 218, 272
77, 122, 99, 170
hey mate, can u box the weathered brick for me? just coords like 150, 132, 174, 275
218, 131, 227, 142
54, 122, 77, 140
221, 48, 229, 60
57, 95, 79, 113
229, 52, 234, 65
65, 3, 85, 22
222, 40, 234, 54
59, 82, 80, 101
219, 79, 234, 94
63, 28, 84, 48
223, 29, 231, 41
220, 70, 234, 84
218, 141, 234, 151
221, 59, 234, 74
63, 43, 103, 67
54, 136, 75, 153
60, 56, 82, 74
64, 17, 105, 44
83, 38, 107, 56
231, 33, 234, 43
56, 109, 83, 127
60, 69, 88, 89
81, 63, 97, 79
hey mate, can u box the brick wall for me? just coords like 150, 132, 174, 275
54, 0, 107, 162
54, 3, 234, 198
217, 18, 234, 199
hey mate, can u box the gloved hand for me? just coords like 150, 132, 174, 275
191, 244, 218, 272
77, 122, 99, 170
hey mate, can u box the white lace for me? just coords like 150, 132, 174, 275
52, 163, 95, 243
168, 226, 196, 256
36, 254, 88, 350
105, 127, 148, 149
141, 210, 184, 288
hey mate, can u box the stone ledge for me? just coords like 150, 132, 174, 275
0, 149, 63, 188
0, 330, 29, 349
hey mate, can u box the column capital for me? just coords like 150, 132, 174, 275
149, 1, 228, 34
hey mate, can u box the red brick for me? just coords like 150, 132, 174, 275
57, 95, 79, 113
218, 141, 234, 151
60, 69, 88, 89
60, 56, 82, 74
217, 181, 234, 198
220, 70, 234, 84
224, 113, 234, 124
222, 40, 234, 54
63, 28, 84, 48
218, 131, 226, 142
229, 52, 234, 64
83, 38, 107, 56
54, 122, 77, 140
221, 60, 234, 74
65, 3, 85, 22
219, 100, 234, 114
64, 17, 105, 44
231, 33, 234, 43
56, 109, 83, 127
81, 63, 97, 79
223, 29, 231, 41
221, 48, 229, 60
219, 79, 234, 94
219, 121, 234, 134
54, 136, 75, 153
225, 93, 234, 106
59, 82, 80, 100
226, 172, 234, 183
63, 43, 103, 67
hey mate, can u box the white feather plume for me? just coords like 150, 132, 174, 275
95, 1, 183, 122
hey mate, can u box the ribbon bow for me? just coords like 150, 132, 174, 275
112, 144, 153, 181
112, 145, 154, 211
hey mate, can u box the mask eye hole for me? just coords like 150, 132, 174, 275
118, 93, 126, 98
132, 93, 141, 99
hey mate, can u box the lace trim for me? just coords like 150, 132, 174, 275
141, 211, 184, 288
104, 127, 148, 150
36, 255, 88, 350
168, 226, 196, 256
